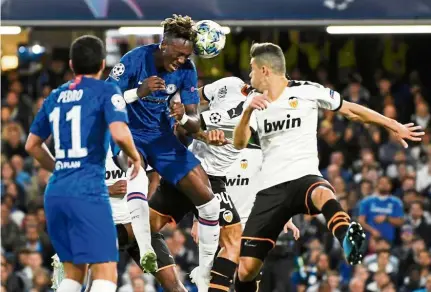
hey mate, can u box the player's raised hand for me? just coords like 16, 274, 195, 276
169, 101, 185, 120
108, 180, 127, 196
207, 129, 231, 146
284, 219, 300, 240
390, 122, 424, 148
248, 90, 271, 111
137, 76, 166, 97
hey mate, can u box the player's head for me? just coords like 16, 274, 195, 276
69, 35, 106, 78
160, 14, 197, 72
249, 42, 286, 91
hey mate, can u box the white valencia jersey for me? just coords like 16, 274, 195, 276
250, 81, 342, 190
226, 148, 263, 227
191, 77, 253, 176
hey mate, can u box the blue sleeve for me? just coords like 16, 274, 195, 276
180, 61, 199, 105
106, 51, 137, 93
358, 199, 368, 217
392, 198, 404, 218
29, 98, 51, 140
103, 84, 129, 125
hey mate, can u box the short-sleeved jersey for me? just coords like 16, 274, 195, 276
250, 80, 343, 190
106, 44, 199, 136
191, 77, 252, 176
359, 195, 404, 242
30, 76, 128, 201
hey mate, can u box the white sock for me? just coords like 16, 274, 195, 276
127, 167, 153, 256
89, 279, 116, 292
196, 197, 220, 274
57, 278, 82, 292
83, 268, 92, 292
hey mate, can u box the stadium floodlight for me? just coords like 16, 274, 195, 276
119, 27, 164, 35
119, 26, 231, 36
0, 26, 22, 35
326, 25, 431, 34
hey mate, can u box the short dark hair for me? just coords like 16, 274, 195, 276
161, 14, 197, 42
70, 35, 105, 75
250, 42, 286, 75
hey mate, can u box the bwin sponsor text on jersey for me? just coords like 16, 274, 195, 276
264, 114, 301, 133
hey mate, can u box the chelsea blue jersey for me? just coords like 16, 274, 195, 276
106, 43, 199, 136
359, 195, 404, 242
30, 76, 129, 201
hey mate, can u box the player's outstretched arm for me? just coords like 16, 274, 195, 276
234, 92, 270, 149
338, 101, 425, 148
25, 134, 55, 172
233, 108, 253, 150
109, 122, 141, 179
170, 103, 201, 133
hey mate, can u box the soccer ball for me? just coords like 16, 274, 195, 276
194, 20, 226, 59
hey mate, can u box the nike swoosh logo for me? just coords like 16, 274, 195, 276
138, 81, 143, 85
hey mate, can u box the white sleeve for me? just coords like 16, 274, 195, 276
200, 109, 233, 129
202, 77, 245, 103
303, 82, 342, 111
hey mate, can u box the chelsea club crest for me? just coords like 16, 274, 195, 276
166, 84, 177, 94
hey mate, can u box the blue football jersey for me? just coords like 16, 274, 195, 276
106, 43, 199, 136
30, 76, 128, 201
359, 195, 404, 242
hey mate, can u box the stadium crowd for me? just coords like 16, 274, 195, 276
1, 48, 431, 292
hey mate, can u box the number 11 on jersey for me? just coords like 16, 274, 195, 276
49, 106, 88, 159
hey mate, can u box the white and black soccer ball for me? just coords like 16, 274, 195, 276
209, 112, 222, 124
194, 20, 226, 59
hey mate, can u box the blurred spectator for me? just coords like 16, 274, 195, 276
366, 270, 393, 292
4, 91, 33, 131
358, 176, 404, 242
10, 154, 32, 190
1, 255, 25, 292
416, 149, 431, 194
2, 122, 28, 158
1, 203, 25, 254
349, 277, 365, 292
412, 102, 431, 130
119, 261, 156, 292
405, 201, 431, 246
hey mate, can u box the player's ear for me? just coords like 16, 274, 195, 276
100, 59, 106, 72
69, 60, 74, 73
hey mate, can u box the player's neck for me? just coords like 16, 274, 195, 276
78, 72, 102, 80
267, 76, 289, 101
153, 50, 165, 72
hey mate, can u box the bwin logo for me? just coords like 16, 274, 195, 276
226, 175, 250, 186
264, 115, 301, 133
105, 169, 126, 180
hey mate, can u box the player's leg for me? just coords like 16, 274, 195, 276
177, 166, 220, 281
208, 188, 242, 292
235, 184, 290, 292
301, 175, 367, 265
126, 233, 187, 292
146, 134, 220, 282
67, 198, 119, 292
147, 180, 194, 291
126, 166, 157, 272
45, 197, 85, 292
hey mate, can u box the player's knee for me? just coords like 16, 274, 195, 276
150, 209, 170, 232
196, 197, 220, 221
237, 258, 260, 282
90, 262, 117, 283
310, 187, 336, 211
